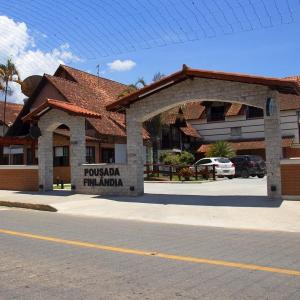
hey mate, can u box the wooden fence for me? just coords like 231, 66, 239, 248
144, 163, 216, 181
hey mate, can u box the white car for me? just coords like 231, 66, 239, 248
191, 157, 235, 179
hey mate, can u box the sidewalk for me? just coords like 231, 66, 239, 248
1, 179, 300, 232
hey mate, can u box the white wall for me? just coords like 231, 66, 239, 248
189, 110, 299, 143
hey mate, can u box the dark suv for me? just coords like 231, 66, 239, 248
230, 155, 266, 178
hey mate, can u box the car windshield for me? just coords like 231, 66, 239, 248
249, 155, 263, 161
215, 158, 230, 163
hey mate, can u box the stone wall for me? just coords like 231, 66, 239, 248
126, 78, 282, 198
75, 163, 138, 196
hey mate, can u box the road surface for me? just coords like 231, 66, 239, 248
0, 208, 300, 299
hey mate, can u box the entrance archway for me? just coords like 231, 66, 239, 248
38, 109, 86, 191
108, 66, 300, 199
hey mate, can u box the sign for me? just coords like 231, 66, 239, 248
83, 167, 123, 187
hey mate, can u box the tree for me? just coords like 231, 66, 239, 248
152, 72, 165, 82
117, 77, 146, 99
0, 58, 21, 135
206, 141, 235, 158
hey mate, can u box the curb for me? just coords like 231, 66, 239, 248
0, 201, 57, 212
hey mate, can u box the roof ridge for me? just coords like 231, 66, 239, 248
45, 74, 80, 86
60, 64, 128, 87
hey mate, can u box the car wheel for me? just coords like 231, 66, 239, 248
227, 176, 233, 179
257, 174, 265, 178
241, 169, 249, 178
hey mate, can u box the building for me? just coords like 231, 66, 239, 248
5, 65, 150, 182
0, 101, 23, 136
178, 76, 300, 158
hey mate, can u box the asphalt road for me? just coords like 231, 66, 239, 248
1, 208, 300, 300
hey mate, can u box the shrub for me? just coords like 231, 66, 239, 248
206, 141, 235, 158
161, 153, 180, 165
160, 151, 195, 166
179, 151, 195, 165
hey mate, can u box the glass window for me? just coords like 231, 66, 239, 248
102, 148, 115, 163
196, 158, 211, 165
246, 106, 264, 119
231, 127, 242, 137
216, 158, 231, 163
86, 146, 96, 164
53, 146, 69, 167
207, 103, 225, 122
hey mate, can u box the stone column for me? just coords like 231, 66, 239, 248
70, 117, 86, 190
264, 91, 282, 199
126, 109, 144, 195
38, 131, 53, 191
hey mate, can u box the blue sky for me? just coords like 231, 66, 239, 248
1, 0, 300, 101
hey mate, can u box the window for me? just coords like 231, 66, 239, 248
53, 146, 69, 166
231, 127, 242, 137
2, 146, 24, 165
86, 146, 96, 164
196, 158, 212, 165
207, 103, 225, 122
246, 106, 264, 119
102, 148, 115, 163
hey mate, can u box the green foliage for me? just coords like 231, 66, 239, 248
179, 151, 194, 165
161, 152, 180, 165
206, 141, 235, 158
160, 151, 195, 166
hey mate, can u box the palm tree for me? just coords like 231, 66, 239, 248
206, 141, 235, 158
0, 58, 21, 135
117, 77, 146, 99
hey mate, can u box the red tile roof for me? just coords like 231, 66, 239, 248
44, 66, 149, 138
22, 99, 102, 122
198, 137, 294, 153
0, 101, 23, 126
226, 103, 244, 117
182, 102, 205, 120
180, 124, 200, 138
107, 65, 300, 111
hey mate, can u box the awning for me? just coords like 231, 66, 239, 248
198, 137, 294, 153
22, 99, 102, 122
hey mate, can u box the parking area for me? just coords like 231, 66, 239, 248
145, 177, 267, 197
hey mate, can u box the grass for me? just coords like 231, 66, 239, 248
53, 183, 71, 190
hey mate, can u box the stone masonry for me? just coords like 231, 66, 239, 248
38, 109, 85, 191
126, 78, 282, 198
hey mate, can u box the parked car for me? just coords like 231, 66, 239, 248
230, 155, 266, 178
190, 157, 235, 179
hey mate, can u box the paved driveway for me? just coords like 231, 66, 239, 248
2, 177, 300, 232
145, 177, 267, 196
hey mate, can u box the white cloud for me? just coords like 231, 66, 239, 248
0, 15, 81, 103
107, 59, 136, 72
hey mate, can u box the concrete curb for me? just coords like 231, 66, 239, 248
0, 201, 57, 212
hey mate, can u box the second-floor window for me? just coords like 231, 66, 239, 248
53, 146, 69, 167
246, 106, 264, 119
207, 103, 225, 122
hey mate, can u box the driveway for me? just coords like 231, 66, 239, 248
1, 177, 300, 232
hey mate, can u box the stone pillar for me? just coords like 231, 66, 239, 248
264, 91, 282, 199
70, 117, 86, 190
126, 109, 144, 195
38, 131, 53, 191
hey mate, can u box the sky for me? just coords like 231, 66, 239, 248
0, 0, 300, 103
